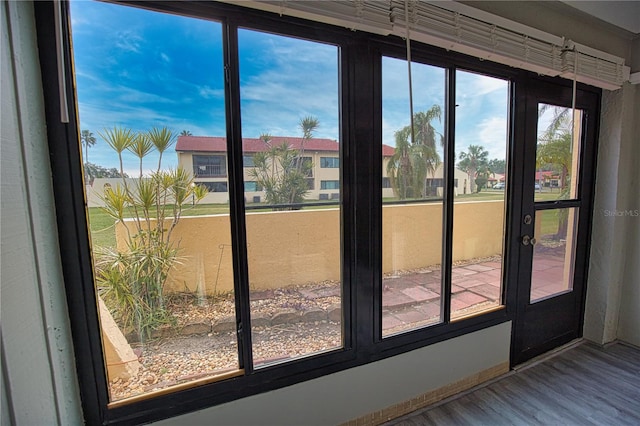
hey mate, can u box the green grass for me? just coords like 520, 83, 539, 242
538, 209, 564, 236
88, 208, 118, 249
87, 204, 232, 249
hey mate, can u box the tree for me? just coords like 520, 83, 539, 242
536, 115, 574, 240
386, 105, 443, 199
81, 129, 97, 163
95, 126, 207, 340
488, 158, 506, 175
180, 130, 193, 136
458, 145, 489, 193
537, 112, 573, 191
81, 130, 97, 181
249, 117, 318, 209
84, 162, 129, 180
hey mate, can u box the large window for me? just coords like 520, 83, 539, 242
69, 1, 240, 405
321, 157, 339, 168
451, 70, 509, 320
238, 27, 343, 367
39, 1, 535, 423
321, 180, 340, 190
381, 56, 446, 337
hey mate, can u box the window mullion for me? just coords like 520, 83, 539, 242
223, 19, 253, 373
441, 66, 457, 324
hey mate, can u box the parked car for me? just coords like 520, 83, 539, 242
534, 183, 541, 191
493, 182, 505, 190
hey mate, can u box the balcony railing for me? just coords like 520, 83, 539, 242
194, 164, 226, 177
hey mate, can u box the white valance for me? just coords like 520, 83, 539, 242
221, 0, 630, 90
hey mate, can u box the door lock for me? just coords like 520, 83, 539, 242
524, 214, 532, 225
522, 235, 537, 246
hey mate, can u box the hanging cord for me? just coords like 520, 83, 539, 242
405, 0, 415, 145
54, 0, 69, 123
571, 46, 578, 150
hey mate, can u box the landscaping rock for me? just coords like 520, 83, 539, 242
328, 305, 342, 322
251, 313, 271, 328
303, 308, 327, 322
271, 310, 302, 325
212, 316, 236, 333
150, 325, 173, 340
181, 322, 211, 336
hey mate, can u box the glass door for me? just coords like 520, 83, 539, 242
511, 80, 599, 365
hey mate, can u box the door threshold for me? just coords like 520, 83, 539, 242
513, 338, 584, 372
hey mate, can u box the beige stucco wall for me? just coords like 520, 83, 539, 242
177, 151, 398, 202
116, 200, 504, 294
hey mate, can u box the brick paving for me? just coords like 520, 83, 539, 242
241, 256, 566, 335
381, 260, 503, 334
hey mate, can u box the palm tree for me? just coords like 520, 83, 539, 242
148, 127, 176, 172
180, 130, 193, 136
81, 129, 96, 164
98, 126, 136, 180
458, 145, 489, 193
386, 105, 442, 200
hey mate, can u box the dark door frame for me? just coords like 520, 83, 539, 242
510, 78, 600, 366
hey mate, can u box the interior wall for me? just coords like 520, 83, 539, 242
616, 85, 640, 346
584, 82, 639, 345
0, 1, 82, 424
154, 323, 511, 426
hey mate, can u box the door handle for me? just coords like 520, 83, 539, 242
522, 235, 537, 246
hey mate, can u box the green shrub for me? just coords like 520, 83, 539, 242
94, 126, 206, 340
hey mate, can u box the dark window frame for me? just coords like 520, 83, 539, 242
242, 154, 254, 167
320, 156, 340, 168
193, 154, 227, 177
201, 181, 228, 193
320, 180, 340, 190
32, 1, 603, 424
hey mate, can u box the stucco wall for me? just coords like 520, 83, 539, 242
585, 82, 639, 346
615, 84, 640, 346
116, 201, 505, 294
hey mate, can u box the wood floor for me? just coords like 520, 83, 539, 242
386, 341, 640, 425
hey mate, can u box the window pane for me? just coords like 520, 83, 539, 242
238, 28, 342, 367
530, 208, 579, 302
71, 1, 239, 402
451, 71, 509, 320
536, 104, 582, 202
382, 57, 445, 337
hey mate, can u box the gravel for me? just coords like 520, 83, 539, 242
108, 282, 342, 401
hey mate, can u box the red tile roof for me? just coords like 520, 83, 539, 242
535, 171, 556, 180
176, 136, 395, 156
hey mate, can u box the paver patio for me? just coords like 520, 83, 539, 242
381, 254, 567, 334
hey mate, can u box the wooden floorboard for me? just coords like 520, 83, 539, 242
386, 342, 640, 425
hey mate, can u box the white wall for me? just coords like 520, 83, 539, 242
155, 323, 510, 426
584, 82, 640, 346
0, 1, 82, 424
616, 85, 640, 346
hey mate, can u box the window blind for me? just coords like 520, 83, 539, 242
221, 0, 630, 90
225, 0, 393, 35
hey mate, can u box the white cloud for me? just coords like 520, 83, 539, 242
198, 86, 224, 99
115, 30, 142, 53
461, 116, 508, 160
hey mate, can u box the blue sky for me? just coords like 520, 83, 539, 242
70, 1, 509, 177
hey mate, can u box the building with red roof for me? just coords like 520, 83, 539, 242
176, 135, 397, 203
